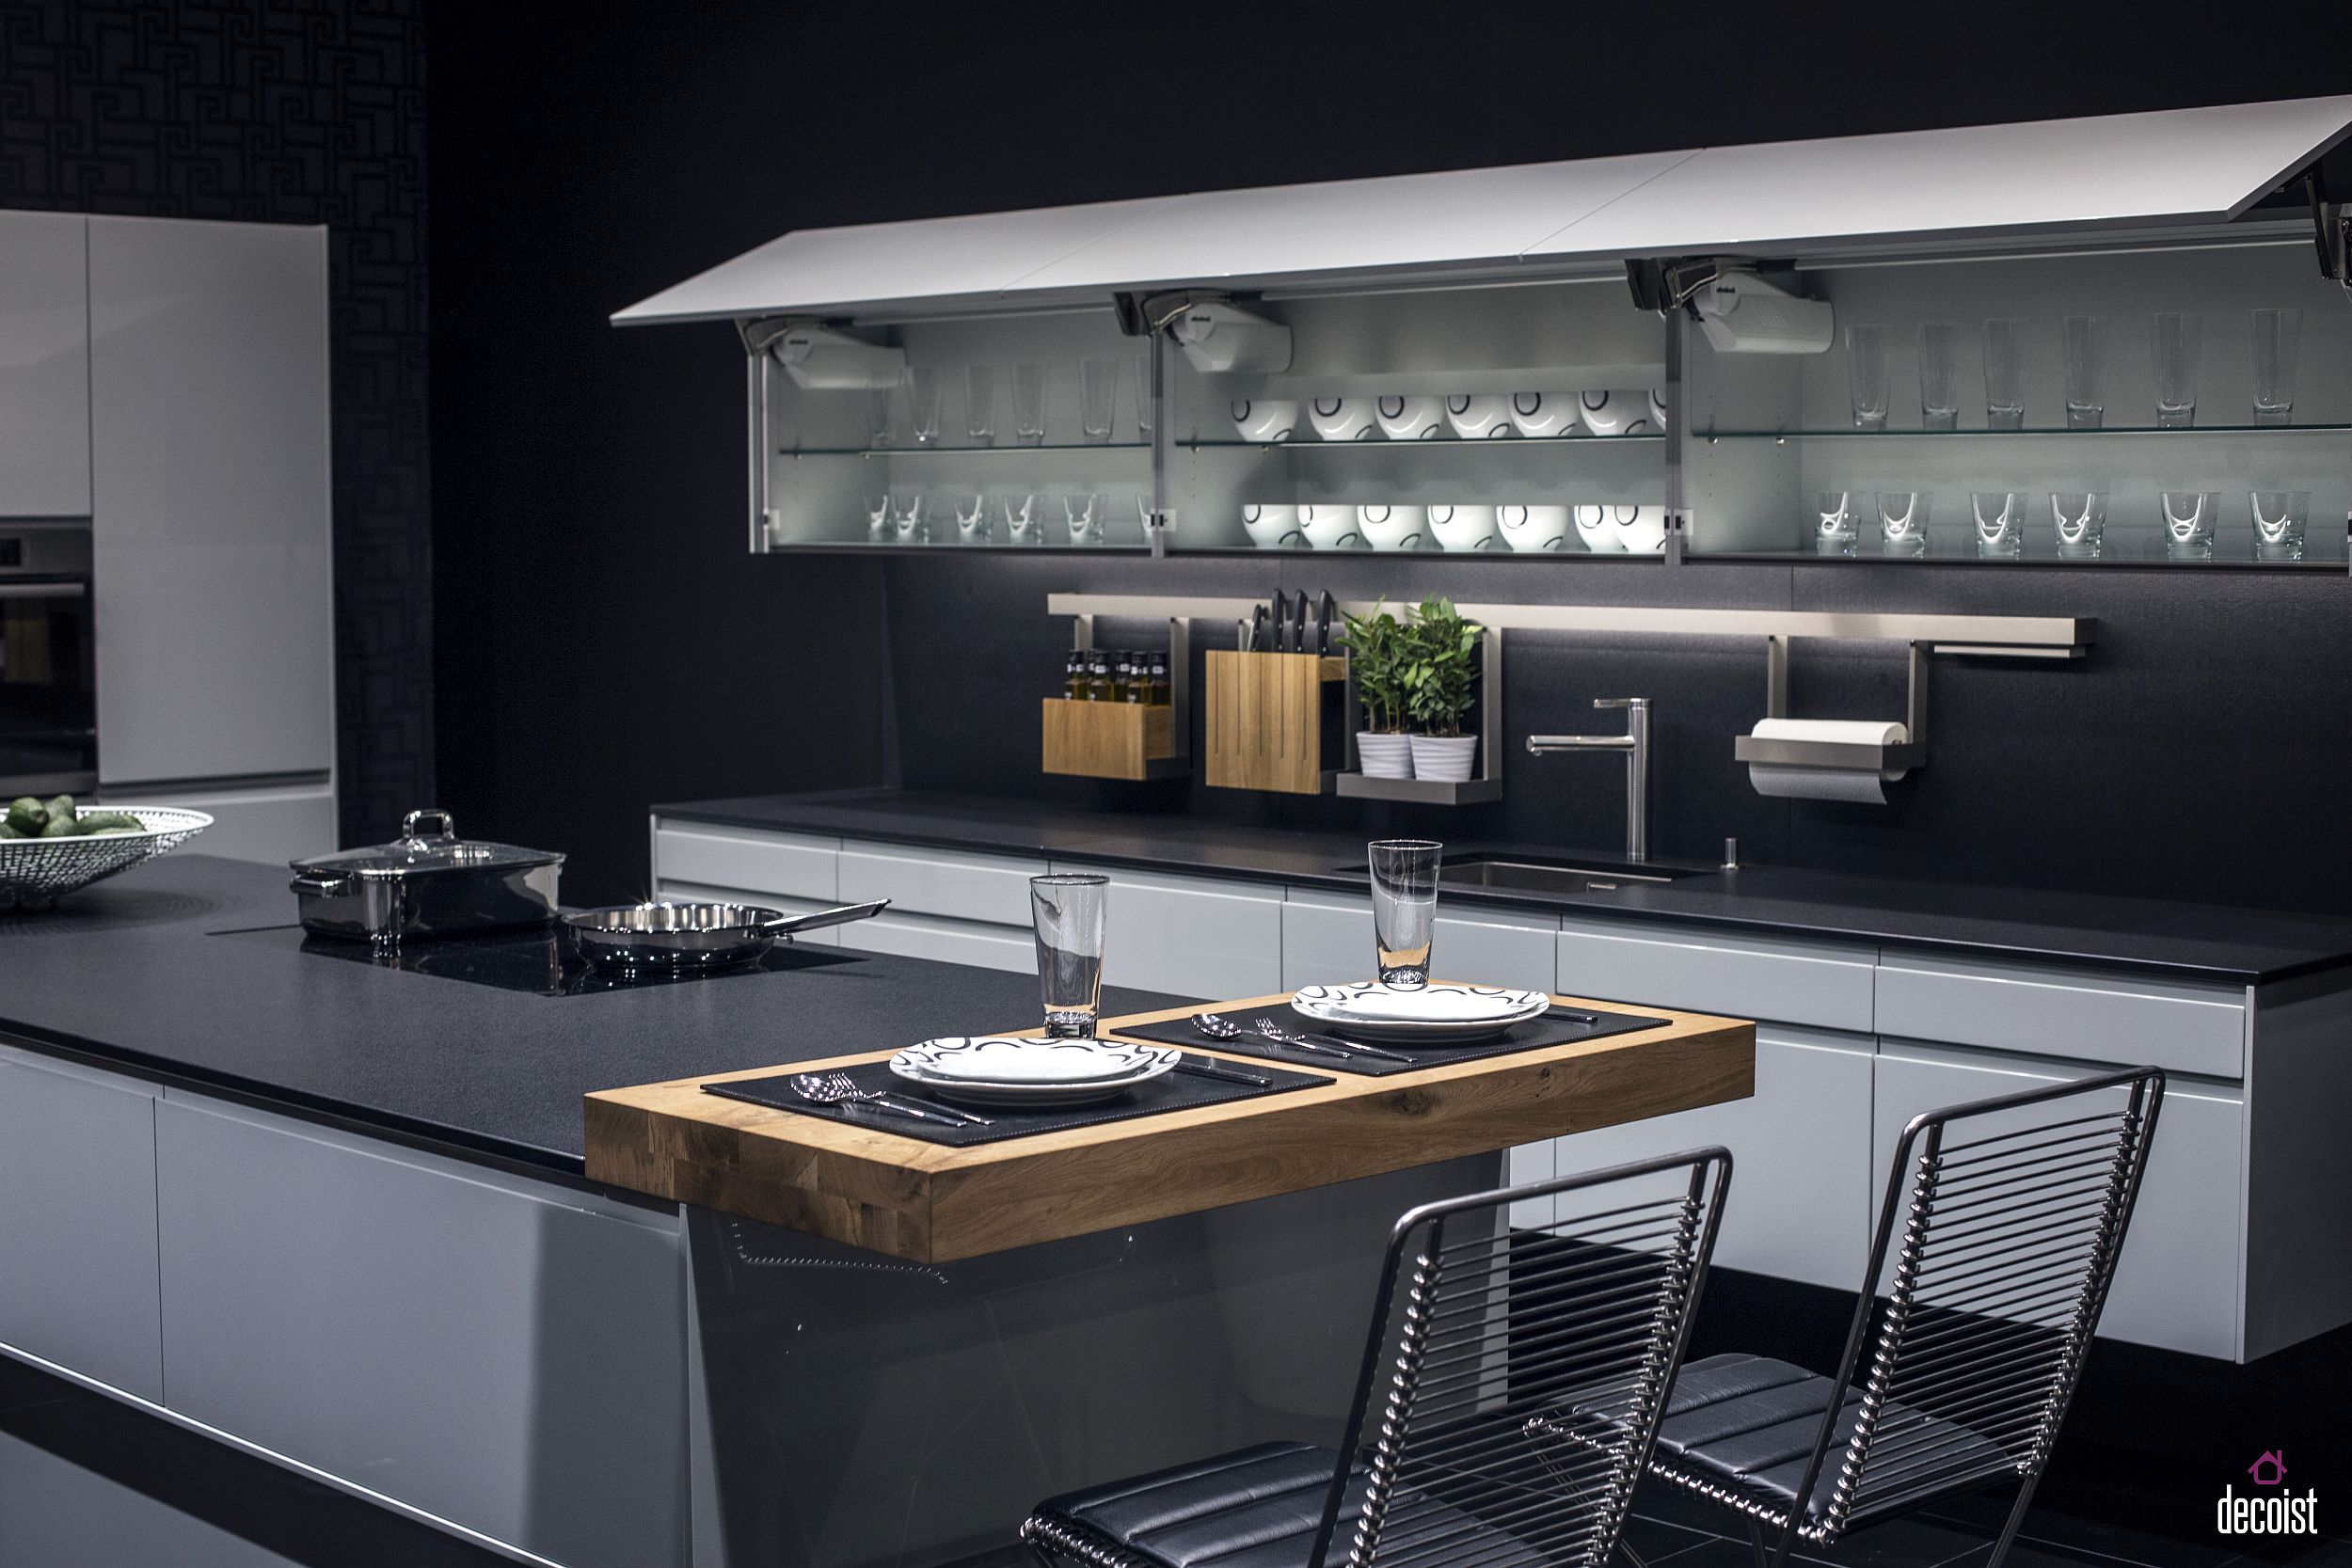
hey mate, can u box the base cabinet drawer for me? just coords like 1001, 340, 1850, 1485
1557, 917, 1875, 1033
154, 1095, 688, 1568
1534, 1027, 1874, 1289
1054, 863, 1283, 1000
850, 910, 1035, 973
1280, 892, 1557, 993
0, 1049, 164, 1402
651, 821, 839, 905
1876, 955, 2246, 1078
1872, 1044, 2245, 1359
655, 879, 850, 947
839, 841, 1046, 926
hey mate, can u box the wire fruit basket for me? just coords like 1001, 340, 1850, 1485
0, 807, 214, 911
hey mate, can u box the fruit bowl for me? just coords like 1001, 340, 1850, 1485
0, 807, 215, 910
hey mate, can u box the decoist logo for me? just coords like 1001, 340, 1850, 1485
2217, 1450, 2320, 1537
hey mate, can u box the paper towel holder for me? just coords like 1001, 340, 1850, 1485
1734, 637, 1927, 777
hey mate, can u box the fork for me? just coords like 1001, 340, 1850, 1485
791, 1070, 991, 1127
1191, 1011, 1406, 1066
1250, 1016, 1415, 1065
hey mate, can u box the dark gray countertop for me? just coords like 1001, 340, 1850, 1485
659, 788, 2352, 986
0, 854, 1180, 1179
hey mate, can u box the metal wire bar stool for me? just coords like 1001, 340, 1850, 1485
1615, 1068, 2164, 1568
1021, 1148, 1734, 1568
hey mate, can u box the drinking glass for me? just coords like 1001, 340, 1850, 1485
890, 492, 930, 546
2152, 313, 2201, 428
1971, 491, 2028, 559
1917, 323, 1960, 431
2162, 490, 2216, 560
1815, 491, 1859, 556
1029, 874, 1108, 1038
862, 493, 891, 543
2050, 492, 2106, 560
1012, 361, 1048, 445
965, 365, 997, 445
865, 385, 897, 448
953, 492, 992, 546
1368, 839, 1442, 989
2061, 316, 2106, 429
2251, 489, 2310, 562
1982, 318, 2028, 430
1080, 358, 1118, 445
1878, 491, 1930, 557
1846, 325, 1890, 431
999, 494, 1040, 546
906, 367, 943, 446
2250, 308, 2302, 426
1064, 492, 1102, 546
1133, 356, 1156, 440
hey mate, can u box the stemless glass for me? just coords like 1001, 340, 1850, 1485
1030, 874, 1108, 1038
2152, 313, 2201, 428
1815, 491, 1859, 556
1368, 839, 1442, 989
906, 367, 943, 446
2162, 490, 2216, 560
1846, 325, 1891, 431
1080, 358, 1119, 444
2250, 308, 2302, 426
999, 493, 1040, 546
953, 492, 992, 546
965, 365, 997, 445
1879, 491, 1930, 557
1917, 323, 1960, 431
862, 493, 892, 543
2251, 489, 2310, 562
2050, 492, 2106, 560
890, 492, 930, 546
1012, 361, 1048, 445
865, 384, 898, 448
1982, 318, 2028, 430
2061, 315, 2106, 429
1064, 491, 1102, 546
1971, 491, 2028, 559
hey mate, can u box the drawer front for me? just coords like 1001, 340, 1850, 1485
654, 879, 848, 946
1876, 955, 2246, 1078
1281, 890, 1557, 993
1053, 863, 1284, 1001
850, 911, 1035, 973
0, 1048, 163, 1402
839, 841, 1046, 927
1873, 1044, 2245, 1359
1557, 916, 1875, 1033
652, 821, 838, 904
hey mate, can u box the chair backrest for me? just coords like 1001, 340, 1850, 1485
1794, 1067, 2164, 1538
1310, 1148, 1733, 1568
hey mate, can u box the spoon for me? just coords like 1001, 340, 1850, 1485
791, 1070, 990, 1127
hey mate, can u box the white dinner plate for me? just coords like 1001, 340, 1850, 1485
889, 1037, 1180, 1104
1289, 982, 1550, 1043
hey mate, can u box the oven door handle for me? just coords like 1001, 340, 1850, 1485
0, 581, 86, 599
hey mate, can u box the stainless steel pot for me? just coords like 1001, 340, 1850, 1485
291, 809, 564, 948
561, 898, 888, 973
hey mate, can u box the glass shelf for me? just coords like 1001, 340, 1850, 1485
779, 441, 1149, 458
1182, 433, 1667, 452
1694, 422, 2352, 441
1693, 549, 2345, 570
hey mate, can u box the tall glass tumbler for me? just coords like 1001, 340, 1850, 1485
1012, 361, 1048, 445
906, 367, 943, 446
2061, 315, 2106, 429
1368, 839, 1442, 989
1846, 325, 1891, 431
1030, 874, 1108, 1037
965, 365, 997, 445
2250, 308, 2302, 426
1982, 318, 2028, 430
1133, 356, 1156, 440
1080, 358, 1118, 444
865, 385, 898, 449
1917, 323, 1960, 431
2152, 313, 2201, 428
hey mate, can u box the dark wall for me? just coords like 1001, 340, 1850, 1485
0, 0, 430, 844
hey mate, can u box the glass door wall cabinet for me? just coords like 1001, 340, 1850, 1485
615, 95, 2352, 569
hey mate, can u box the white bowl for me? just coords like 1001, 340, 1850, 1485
1579, 389, 1657, 436
1443, 393, 1514, 439
1374, 395, 1445, 440
1230, 398, 1298, 443
1357, 504, 1427, 552
1241, 502, 1305, 549
1507, 391, 1579, 437
1428, 503, 1501, 552
1308, 396, 1378, 441
1616, 504, 1671, 554
1497, 503, 1570, 552
1298, 502, 1364, 549
1573, 503, 1633, 552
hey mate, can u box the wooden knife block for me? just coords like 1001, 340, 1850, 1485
1203, 651, 1346, 795
1041, 698, 1178, 782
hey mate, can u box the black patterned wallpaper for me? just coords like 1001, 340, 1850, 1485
0, 0, 428, 845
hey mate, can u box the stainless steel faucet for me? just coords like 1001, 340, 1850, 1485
1526, 698, 1651, 863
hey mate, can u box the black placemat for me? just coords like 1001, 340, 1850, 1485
1108, 1005, 1674, 1076
701, 1053, 1331, 1148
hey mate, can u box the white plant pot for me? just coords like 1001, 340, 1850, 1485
1357, 733, 1416, 780
1409, 735, 1479, 783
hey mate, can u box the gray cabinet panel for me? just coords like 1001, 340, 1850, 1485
1052, 862, 1283, 1001
154, 1094, 688, 1568
0, 1048, 162, 1402
1, 1432, 302, 1568
655, 879, 848, 946
88, 215, 333, 784
850, 909, 1035, 973
839, 839, 1045, 926
1280, 889, 1558, 993
1875, 955, 2246, 1078
653, 821, 840, 903
1557, 915, 1875, 1032
1872, 1043, 2245, 1359
0, 211, 91, 516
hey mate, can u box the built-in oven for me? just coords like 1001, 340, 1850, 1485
0, 523, 97, 796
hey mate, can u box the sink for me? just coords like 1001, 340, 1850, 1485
1435, 855, 1692, 895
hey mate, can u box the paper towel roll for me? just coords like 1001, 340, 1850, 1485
1747, 763, 1894, 803
1749, 717, 1909, 747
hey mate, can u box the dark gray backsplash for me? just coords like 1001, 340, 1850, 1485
884, 553, 2352, 915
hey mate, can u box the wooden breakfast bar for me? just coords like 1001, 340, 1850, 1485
587, 990, 1752, 1568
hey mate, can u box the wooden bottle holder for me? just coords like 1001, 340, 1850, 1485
1041, 698, 1180, 782
1203, 651, 1348, 795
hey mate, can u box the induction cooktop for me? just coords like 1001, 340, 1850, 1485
214, 921, 863, 997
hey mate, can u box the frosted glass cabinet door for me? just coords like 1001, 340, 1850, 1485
88, 216, 334, 785
0, 211, 91, 516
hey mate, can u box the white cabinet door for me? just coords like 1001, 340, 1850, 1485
1557, 916, 1875, 1033
850, 909, 1037, 972
1872, 1044, 2246, 1359
154, 1094, 688, 1568
0, 1047, 162, 1402
651, 821, 840, 904
0, 211, 91, 517
1052, 862, 1285, 1001
95, 778, 335, 863
1876, 954, 2246, 1078
1537, 1027, 1875, 1289
89, 215, 334, 785
1279, 889, 1558, 992
838, 840, 1046, 926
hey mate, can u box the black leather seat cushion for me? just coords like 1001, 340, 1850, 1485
1627, 1354, 2012, 1526
1027, 1440, 1547, 1568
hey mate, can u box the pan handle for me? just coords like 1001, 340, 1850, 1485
290, 871, 352, 898
760, 898, 890, 937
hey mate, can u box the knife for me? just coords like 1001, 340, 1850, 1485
1269, 590, 1291, 653
1316, 591, 1335, 656
1248, 604, 1267, 654
1290, 590, 1311, 656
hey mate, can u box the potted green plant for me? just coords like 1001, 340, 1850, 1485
1398, 596, 1483, 782
1340, 600, 1415, 778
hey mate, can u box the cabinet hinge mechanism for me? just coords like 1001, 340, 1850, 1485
737, 315, 830, 356
1114, 290, 1232, 339
2303, 169, 2350, 296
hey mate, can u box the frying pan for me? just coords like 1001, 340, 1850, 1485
562, 898, 889, 973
